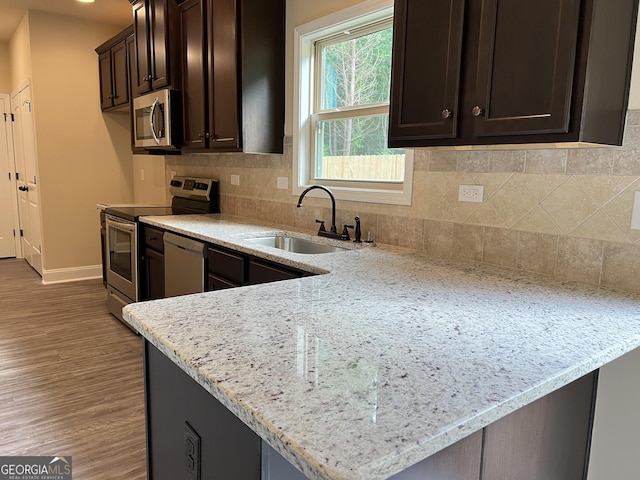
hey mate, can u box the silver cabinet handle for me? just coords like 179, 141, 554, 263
472, 106, 484, 117
213, 137, 234, 142
441, 108, 452, 119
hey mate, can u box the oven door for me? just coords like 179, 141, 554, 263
105, 214, 138, 301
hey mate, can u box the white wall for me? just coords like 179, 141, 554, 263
588, 347, 640, 480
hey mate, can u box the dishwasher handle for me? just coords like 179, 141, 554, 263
163, 232, 206, 255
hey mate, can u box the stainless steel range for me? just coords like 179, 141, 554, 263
103, 176, 219, 328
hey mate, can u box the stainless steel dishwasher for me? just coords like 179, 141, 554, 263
164, 232, 206, 297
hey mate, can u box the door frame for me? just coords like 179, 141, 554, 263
0, 93, 21, 258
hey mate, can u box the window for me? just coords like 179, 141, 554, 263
293, 1, 413, 205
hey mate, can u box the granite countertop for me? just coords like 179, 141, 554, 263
123, 213, 640, 480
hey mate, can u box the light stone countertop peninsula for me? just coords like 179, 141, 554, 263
123, 213, 640, 480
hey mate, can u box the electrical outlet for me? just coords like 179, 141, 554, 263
458, 185, 484, 203
631, 191, 640, 230
277, 177, 288, 190
231, 174, 240, 186
184, 422, 200, 480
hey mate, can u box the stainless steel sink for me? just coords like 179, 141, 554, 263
245, 235, 348, 254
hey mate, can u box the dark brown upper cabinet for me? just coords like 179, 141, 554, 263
130, 0, 179, 95
96, 26, 134, 111
389, 0, 640, 148
177, 0, 285, 154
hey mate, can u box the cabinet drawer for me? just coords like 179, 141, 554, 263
145, 227, 165, 253
207, 273, 240, 291
248, 259, 302, 285
208, 246, 246, 285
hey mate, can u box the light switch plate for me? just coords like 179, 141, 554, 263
231, 174, 240, 186
631, 191, 640, 230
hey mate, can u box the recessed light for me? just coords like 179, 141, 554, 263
76, 0, 95, 3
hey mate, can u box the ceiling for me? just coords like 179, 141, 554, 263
0, 0, 133, 42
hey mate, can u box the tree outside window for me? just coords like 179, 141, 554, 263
313, 22, 405, 182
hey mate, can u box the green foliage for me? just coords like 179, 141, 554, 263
320, 27, 400, 157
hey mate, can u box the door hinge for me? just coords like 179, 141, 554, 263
3, 113, 14, 122
16, 172, 19, 181
20, 229, 24, 237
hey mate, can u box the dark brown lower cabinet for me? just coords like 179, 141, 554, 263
141, 226, 165, 300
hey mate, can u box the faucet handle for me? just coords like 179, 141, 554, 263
315, 219, 326, 232
341, 224, 354, 240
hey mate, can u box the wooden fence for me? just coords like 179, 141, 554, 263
319, 154, 405, 181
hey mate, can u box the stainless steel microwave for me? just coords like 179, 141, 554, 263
133, 88, 181, 149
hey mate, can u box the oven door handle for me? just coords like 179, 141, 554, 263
150, 97, 161, 145
105, 215, 136, 233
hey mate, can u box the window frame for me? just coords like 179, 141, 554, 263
293, 0, 413, 206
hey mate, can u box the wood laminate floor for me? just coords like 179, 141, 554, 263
0, 259, 146, 479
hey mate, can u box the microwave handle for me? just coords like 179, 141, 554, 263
150, 97, 161, 145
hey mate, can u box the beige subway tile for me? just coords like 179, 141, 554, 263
601, 177, 640, 242
525, 149, 568, 174
466, 202, 508, 228
517, 232, 558, 275
489, 150, 526, 173
575, 175, 637, 207
626, 110, 640, 126
428, 151, 460, 171
424, 220, 453, 258
280, 202, 296, 228
487, 175, 538, 227
569, 210, 630, 243
566, 148, 614, 175
483, 227, 519, 268
556, 236, 604, 285
601, 242, 640, 292
459, 151, 491, 173
412, 149, 432, 171
513, 205, 561, 235
452, 223, 484, 262
518, 174, 568, 202
376, 214, 424, 250
613, 124, 640, 175
540, 177, 599, 233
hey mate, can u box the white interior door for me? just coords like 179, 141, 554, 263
12, 82, 41, 274
0, 94, 18, 258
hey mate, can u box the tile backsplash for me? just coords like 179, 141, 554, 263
165, 111, 640, 293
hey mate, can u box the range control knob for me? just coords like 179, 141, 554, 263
170, 179, 182, 187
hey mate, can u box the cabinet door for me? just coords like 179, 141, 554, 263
471, 0, 581, 137
208, 0, 240, 150
133, 0, 151, 95
248, 259, 300, 285
179, 0, 208, 148
145, 247, 165, 300
149, 0, 170, 90
388, 0, 465, 144
483, 371, 596, 480
111, 40, 130, 107
98, 50, 114, 110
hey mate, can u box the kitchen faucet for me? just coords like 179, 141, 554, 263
297, 185, 351, 240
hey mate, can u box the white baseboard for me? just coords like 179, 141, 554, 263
41, 264, 103, 284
